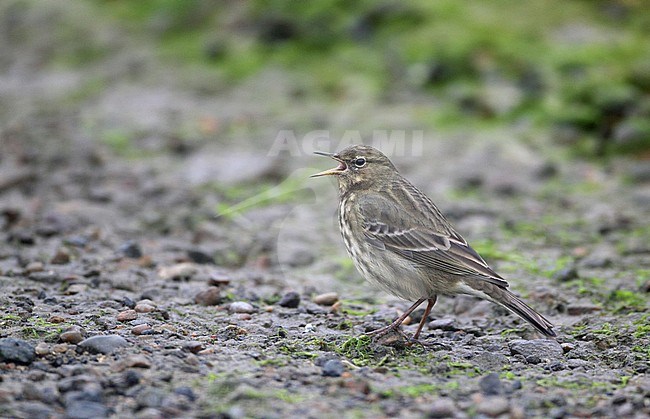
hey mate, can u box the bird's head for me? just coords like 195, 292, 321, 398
311, 145, 397, 192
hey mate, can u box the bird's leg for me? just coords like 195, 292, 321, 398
413, 296, 437, 340
366, 298, 426, 337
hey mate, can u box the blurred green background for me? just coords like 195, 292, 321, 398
4, 0, 650, 157
94, 0, 650, 156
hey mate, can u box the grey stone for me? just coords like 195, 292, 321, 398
278, 291, 300, 308
229, 301, 255, 314
78, 335, 128, 354
428, 318, 456, 331
65, 401, 110, 419
553, 266, 578, 282
479, 372, 503, 396
509, 339, 563, 363
322, 359, 344, 377
118, 240, 142, 258
476, 396, 510, 416
0, 338, 35, 365
429, 398, 456, 418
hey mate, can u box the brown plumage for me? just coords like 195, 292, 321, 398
312, 145, 556, 339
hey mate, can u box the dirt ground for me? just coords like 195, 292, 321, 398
1, 2, 649, 418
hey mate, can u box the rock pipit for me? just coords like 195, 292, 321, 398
312, 145, 555, 339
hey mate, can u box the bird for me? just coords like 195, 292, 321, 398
311, 144, 556, 339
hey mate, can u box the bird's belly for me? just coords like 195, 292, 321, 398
346, 240, 438, 301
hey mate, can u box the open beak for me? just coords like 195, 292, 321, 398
310, 151, 347, 177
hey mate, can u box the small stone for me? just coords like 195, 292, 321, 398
322, 359, 344, 377
183, 341, 204, 354
131, 324, 152, 335
0, 338, 36, 365
50, 248, 71, 264
65, 284, 86, 295
78, 335, 128, 354
580, 248, 613, 268
553, 266, 578, 282
567, 304, 601, 315
560, 342, 575, 353
52, 344, 69, 353
119, 241, 142, 258
235, 313, 252, 320
174, 386, 196, 401
479, 372, 503, 396
47, 315, 66, 323
65, 401, 110, 419
60, 330, 84, 344
186, 249, 214, 264
313, 292, 339, 306
278, 291, 300, 308
194, 287, 222, 306
476, 396, 510, 416
134, 303, 155, 313
117, 310, 138, 322
158, 263, 198, 281
428, 318, 456, 331
429, 398, 456, 418
123, 355, 152, 369
509, 339, 563, 364
229, 301, 255, 314
25, 261, 44, 273
34, 343, 50, 356
28, 270, 61, 283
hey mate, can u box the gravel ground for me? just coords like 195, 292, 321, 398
1, 2, 649, 418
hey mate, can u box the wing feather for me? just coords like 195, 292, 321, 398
359, 193, 508, 288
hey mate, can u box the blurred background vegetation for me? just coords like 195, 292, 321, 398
87, 0, 650, 157
5, 0, 650, 157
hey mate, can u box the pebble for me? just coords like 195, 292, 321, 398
229, 301, 255, 314
278, 291, 300, 308
25, 261, 44, 273
47, 315, 66, 323
60, 329, 84, 344
53, 344, 69, 353
117, 309, 138, 322
194, 287, 222, 306
158, 263, 198, 281
0, 338, 36, 365
65, 400, 110, 419
476, 396, 510, 416
235, 313, 252, 320
34, 342, 50, 356
509, 339, 563, 364
479, 372, 503, 396
131, 324, 152, 335
174, 386, 197, 402
65, 284, 86, 295
78, 335, 128, 354
428, 318, 456, 331
567, 304, 601, 315
186, 249, 214, 264
183, 341, 204, 354
428, 398, 456, 418
553, 266, 578, 282
134, 303, 155, 313
119, 241, 142, 258
560, 342, 575, 353
50, 247, 71, 264
313, 292, 339, 306
322, 359, 345, 377
28, 270, 61, 283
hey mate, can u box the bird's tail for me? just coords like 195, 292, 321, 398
482, 286, 556, 337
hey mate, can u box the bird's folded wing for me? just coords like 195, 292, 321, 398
359, 196, 508, 288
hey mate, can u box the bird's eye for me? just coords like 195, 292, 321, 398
353, 157, 366, 168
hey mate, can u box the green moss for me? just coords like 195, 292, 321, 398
633, 314, 650, 338
608, 290, 648, 313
